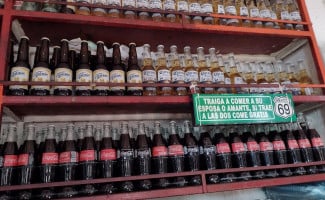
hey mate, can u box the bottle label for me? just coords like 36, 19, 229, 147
135, 149, 151, 157
289, 81, 301, 95
260, 9, 271, 18
216, 143, 231, 153
177, 1, 188, 11
234, 76, 244, 84
311, 138, 324, 147
298, 139, 312, 148
79, 150, 96, 162
172, 70, 185, 82
240, 6, 248, 16
185, 70, 198, 83
201, 3, 213, 14
217, 4, 225, 14
100, 149, 117, 160
189, 3, 201, 13
249, 83, 258, 93
149, 0, 162, 9
42, 152, 59, 165
93, 69, 110, 91
157, 69, 171, 83
54, 68, 73, 91
59, 151, 79, 163
76, 68, 92, 91
258, 82, 269, 94
231, 142, 246, 153
93, 0, 106, 4
4, 155, 18, 167
110, 69, 125, 91
168, 144, 184, 156
271, 11, 277, 20
108, 0, 121, 6
287, 139, 299, 149
152, 146, 168, 157
272, 140, 286, 150
290, 11, 301, 21
281, 11, 290, 20
127, 70, 143, 91
259, 141, 273, 151
163, 0, 175, 10
30, 67, 51, 91
225, 6, 236, 15
9, 66, 30, 90
200, 71, 212, 82
123, 0, 136, 7
119, 149, 134, 158
303, 88, 313, 96
17, 153, 35, 166
143, 69, 157, 82
200, 146, 216, 154
0, 156, 3, 168
246, 141, 260, 151
250, 8, 259, 18
137, 0, 149, 8
212, 71, 225, 83
184, 146, 199, 154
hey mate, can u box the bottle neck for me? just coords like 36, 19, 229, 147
85, 124, 93, 138
80, 42, 89, 65
112, 44, 121, 65
38, 39, 50, 63
7, 125, 17, 142
103, 124, 112, 138
66, 124, 74, 141
26, 125, 36, 141
60, 41, 69, 63
47, 125, 56, 140
96, 43, 106, 65
17, 38, 30, 63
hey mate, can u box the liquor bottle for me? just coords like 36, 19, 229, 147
264, 61, 280, 93
107, 0, 121, 18
287, 62, 301, 95
270, 0, 281, 29
127, 43, 143, 96
257, 0, 273, 28
137, 0, 150, 20
236, 0, 250, 27
201, 0, 214, 24
287, 0, 304, 30
213, 0, 227, 25
110, 43, 126, 96
247, 0, 263, 27
156, 45, 173, 96
149, 0, 163, 21
243, 62, 258, 93
188, 0, 202, 24
92, 0, 107, 16
275, 0, 293, 30
170, 45, 186, 96
76, 41, 93, 96
61, 0, 76, 14
93, 41, 110, 96
141, 44, 157, 96
275, 60, 291, 93
31, 37, 51, 96
163, 0, 177, 22
197, 47, 213, 94
225, 0, 240, 26
184, 46, 199, 94
255, 62, 269, 94
228, 54, 244, 94
9, 36, 31, 96
210, 52, 226, 94
297, 60, 314, 95
76, 0, 91, 15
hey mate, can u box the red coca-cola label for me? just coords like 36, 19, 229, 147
216, 143, 231, 153
168, 145, 184, 156
298, 139, 312, 148
152, 146, 168, 157
311, 138, 325, 147
42, 153, 59, 165
4, 155, 18, 167
246, 141, 260, 151
287, 139, 299, 149
260, 142, 273, 151
273, 140, 286, 150
79, 150, 96, 162
59, 151, 79, 163
17, 154, 29, 166
100, 149, 117, 161
231, 142, 246, 153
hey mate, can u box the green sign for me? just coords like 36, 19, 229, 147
193, 93, 296, 125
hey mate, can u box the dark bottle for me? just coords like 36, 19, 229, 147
58, 128, 67, 152
110, 43, 126, 96
127, 43, 143, 96
241, 125, 265, 179
183, 121, 201, 186
69, 50, 77, 82
268, 124, 292, 177
58, 124, 78, 198
118, 122, 134, 192
33, 45, 40, 69
37, 129, 46, 167
129, 127, 137, 150
94, 127, 102, 160
93, 41, 110, 96
135, 122, 152, 190
199, 127, 219, 184
151, 121, 168, 188
54, 39, 73, 96
39, 125, 58, 200
30, 37, 51, 96
255, 125, 278, 178
112, 128, 120, 150
6, 40, 15, 82
229, 127, 251, 181
79, 123, 97, 196
61, 0, 76, 14
77, 127, 85, 152
98, 123, 117, 194
9, 36, 31, 96
1, 124, 18, 186
50, 46, 60, 72
168, 121, 186, 187
145, 126, 152, 148
76, 41, 92, 96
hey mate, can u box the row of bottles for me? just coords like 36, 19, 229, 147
14, 0, 304, 30
8, 36, 317, 96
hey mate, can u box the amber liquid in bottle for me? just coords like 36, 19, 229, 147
287, 0, 304, 30
156, 45, 173, 96
297, 60, 314, 95
228, 54, 244, 94
236, 0, 251, 27
142, 44, 157, 96
170, 45, 187, 96
197, 47, 213, 94
255, 62, 269, 94
224, 0, 240, 26
184, 46, 199, 94
247, 0, 263, 27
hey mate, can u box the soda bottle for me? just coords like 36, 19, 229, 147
58, 128, 67, 153
118, 122, 134, 192
110, 43, 126, 96
168, 121, 186, 187
170, 45, 186, 96
98, 123, 117, 194
197, 47, 213, 94
76, 127, 84, 152
127, 43, 143, 96
135, 122, 152, 190
39, 125, 58, 200
112, 128, 120, 150
268, 124, 292, 177
156, 45, 173, 96
184, 46, 199, 94
76, 41, 93, 96
145, 126, 152, 148
141, 44, 157, 96
183, 121, 201, 185
94, 127, 102, 160
151, 121, 169, 188
93, 41, 110, 96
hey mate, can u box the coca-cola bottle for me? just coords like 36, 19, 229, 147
39, 125, 58, 199
241, 125, 265, 179
145, 126, 152, 148
129, 127, 136, 150
183, 121, 201, 186
94, 127, 102, 160
256, 125, 278, 178
135, 122, 152, 190
229, 127, 251, 181
268, 124, 292, 177
58, 127, 67, 153
118, 122, 134, 192
98, 123, 117, 194
79, 123, 97, 196
151, 121, 168, 188
17, 124, 38, 200
58, 124, 78, 198
199, 127, 219, 184
112, 128, 120, 150
76, 127, 85, 152
168, 121, 186, 187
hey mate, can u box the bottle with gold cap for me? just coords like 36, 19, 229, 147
170, 45, 187, 96
156, 45, 173, 96
142, 44, 157, 96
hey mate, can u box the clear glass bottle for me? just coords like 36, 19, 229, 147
189, 0, 203, 24
210, 49, 222, 94
163, 0, 177, 22
92, 0, 108, 16
107, 0, 122, 18
286, 62, 301, 95
297, 60, 314, 95
213, 0, 227, 25
150, 0, 163, 21
224, 0, 240, 26
177, 0, 191, 23
156, 45, 173, 95
197, 47, 213, 94
184, 46, 199, 94
257, 0, 273, 28
245, 62, 258, 94
275, 60, 291, 93
287, 0, 304, 31
201, 0, 214, 24
228, 53, 244, 93
142, 44, 157, 96
123, 0, 137, 19
76, 0, 92, 15
255, 62, 269, 94
170, 45, 187, 96
236, 0, 250, 27
247, 0, 263, 27
264, 61, 280, 93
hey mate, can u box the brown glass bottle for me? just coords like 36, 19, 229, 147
31, 37, 51, 96
76, 41, 93, 96
170, 45, 186, 96
127, 43, 143, 96
110, 43, 126, 96
9, 36, 31, 96
69, 50, 77, 82
54, 39, 73, 96
50, 46, 61, 72
93, 41, 110, 96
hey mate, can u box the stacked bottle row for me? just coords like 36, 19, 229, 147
8, 36, 317, 96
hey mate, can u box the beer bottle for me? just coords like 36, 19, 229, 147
163, 0, 177, 22
50, 46, 61, 72
156, 45, 173, 96
142, 44, 157, 96
110, 43, 126, 96
225, 0, 240, 26
92, 0, 108, 16
122, 0, 137, 19
54, 39, 73, 96
61, 0, 76, 14
184, 46, 199, 94
188, 0, 202, 24
69, 50, 77, 82
264, 61, 280, 93
9, 36, 31, 96
287, 62, 301, 95
275, 60, 291, 93
247, 0, 263, 27
137, 0, 150, 20
149, 0, 163, 22
177, 0, 190, 23
297, 60, 314, 95
255, 62, 269, 94
93, 41, 110, 96
127, 43, 143, 96
228, 53, 244, 94
76, 41, 93, 96
170, 45, 186, 96
236, 0, 250, 27
197, 47, 213, 94
257, 0, 273, 28
76, 0, 91, 15
287, 0, 303, 30
33, 45, 41, 70
202, 0, 214, 24
31, 37, 51, 96
210, 51, 225, 94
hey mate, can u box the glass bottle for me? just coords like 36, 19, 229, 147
201, 0, 214, 24
76, 41, 93, 96
137, 0, 150, 20
287, 62, 301, 95
127, 43, 143, 96
122, 0, 137, 19
110, 43, 126, 96
92, 0, 108, 16
188, 0, 203, 24
150, 0, 163, 21
170, 45, 187, 96
264, 61, 280, 93
21, 2, 41, 11
257, 0, 273, 28
243, 62, 258, 93
107, 0, 121, 18
177, 0, 190, 23
197, 47, 213, 94
163, 0, 177, 22
228, 53, 244, 93
254, 62, 269, 94
275, 0, 293, 30
42, 1, 60, 12
213, 0, 227, 25
184, 46, 199, 94
93, 41, 110, 96
287, 0, 304, 30
224, 0, 240, 26
76, 0, 92, 15
270, 1, 280, 29
156, 45, 173, 95
142, 44, 157, 96
62, 0, 76, 14
297, 60, 314, 95
236, 0, 250, 27
275, 60, 291, 93
247, 0, 263, 27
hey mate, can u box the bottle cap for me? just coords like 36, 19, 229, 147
20, 36, 30, 40
41, 37, 50, 41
